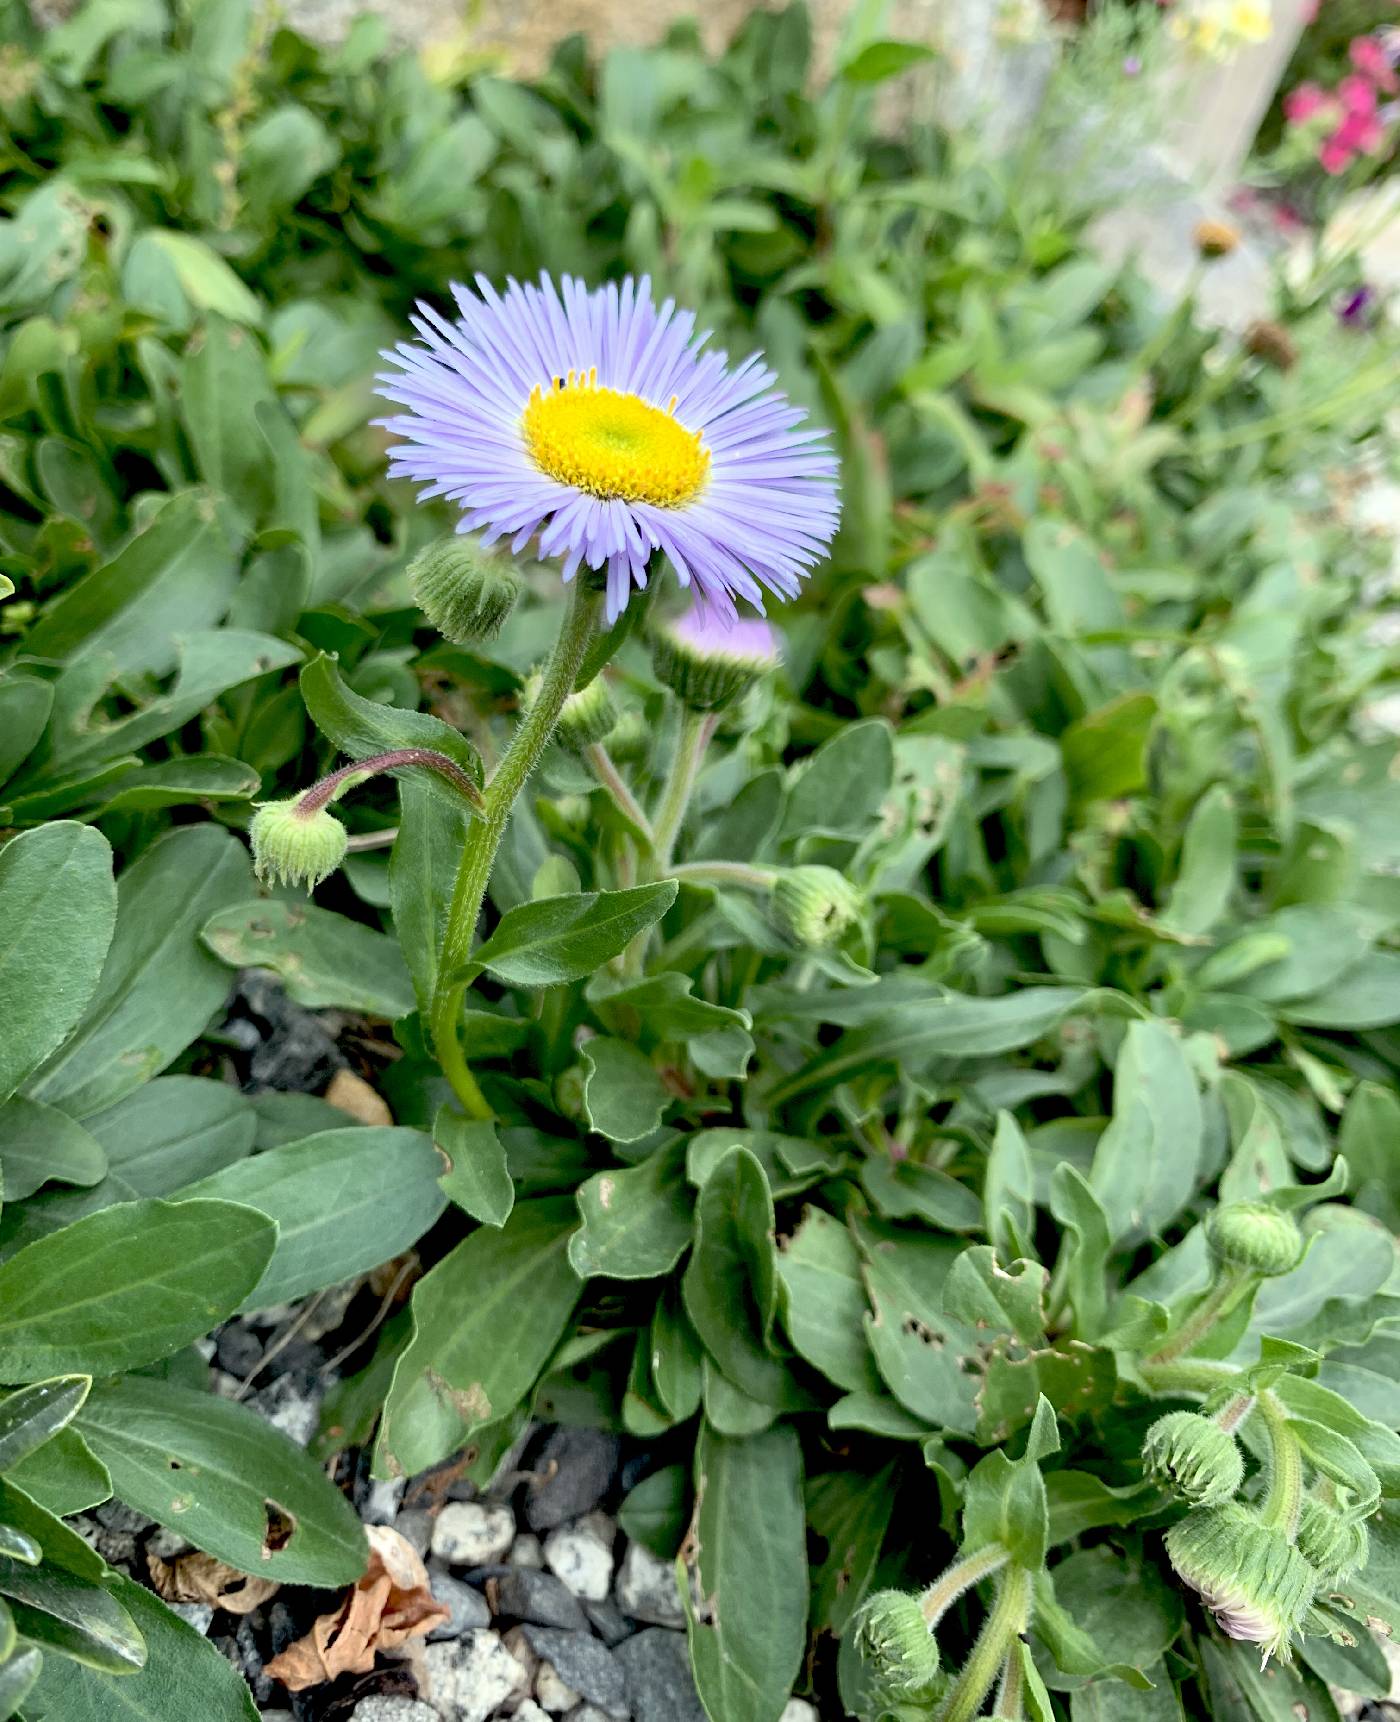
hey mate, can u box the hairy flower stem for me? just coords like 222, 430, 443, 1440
430, 580, 602, 1118
621, 705, 716, 974
919, 1544, 1011, 1628
668, 860, 779, 891
937, 1566, 1032, 1722
1258, 1390, 1305, 1540
296, 748, 483, 814
584, 741, 653, 844
652, 707, 716, 871
994, 1643, 1026, 1720
1146, 1267, 1250, 1366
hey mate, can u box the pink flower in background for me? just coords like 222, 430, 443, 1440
1284, 80, 1331, 123
1339, 73, 1379, 114
1350, 33, 1398, 91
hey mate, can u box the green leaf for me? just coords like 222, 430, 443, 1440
1090, 1020, 1203, 1245
1277, 950, 1400, 1029
1049, 1165, 1114, 1341
469, 882, 678, 987
0, 1476, 101, 1581
0, 1078, 255, 1251
618, 1464, 688, 1558
390, 782, 468, 1016
684, 1423, 807, 1722
985, 1110, 1036, 1262
860, 1155, 983, 1231
807, 1463, 896, 1635
22, 489, 237, 684
182, 1127, 446, 1310
860, 1225, 977, 1434
580, 1038, 669, 1143
686, 1129, 842, 1198
201, 899, 414, 1019
0, 1099, 105, 1202
77, 1377, 365, 1588
23, 1569, 259, 1720
782, 718, 894, 839
1039, 1548, 1183, 1690
0, 1565, 143, 1675
0, 824, 116, 1106
961, 1399, 1058, 1569
0, 1645, 41, 1718
1061, 694, 1156, 805
650, 1286, 703, 1423
26, 827, 254, 1118
7, 1427, 111, 1517
139, 231, 262, 325
682, 1148, 794, 1406
0, 1378, 90, 1473
0, 675, 52, 788
436, 1108, 514, 1229
775, 1207, 882, 1395
0, 1199, 275, 1381
1161, 784, 1237, 937
569, 1140, 693, 1280
300, 653, 483, 811
775, 985, 1082, 1099
586, 970, 750, 1043
838, 39, 938, 83
377, 1198, 580, 1478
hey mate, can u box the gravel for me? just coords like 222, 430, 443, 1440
524, 1427, 620, 1531
426, 1569, 493, 1639
519, 1627, 627, 1715
490, 1567, 589, 1631
423, 1630, 529, 1721
616, 1628, 707, 1722
615, 1542, 685, 1628
542, 1523, 614, 1603
431, 1502, 516, 1567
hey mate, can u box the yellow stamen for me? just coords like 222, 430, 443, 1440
522, 373, 709, 508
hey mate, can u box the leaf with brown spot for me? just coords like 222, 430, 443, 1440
264, 1525, 449, 1692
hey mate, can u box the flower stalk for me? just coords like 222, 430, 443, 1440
430, 578, 603, 1117
936, 1566, 1032, 1722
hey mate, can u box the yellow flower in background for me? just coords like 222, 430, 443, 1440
1171, 0, 1273, 60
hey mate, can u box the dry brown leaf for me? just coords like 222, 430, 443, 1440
324, 1069, 393, 1126
264, 1524, 449, 1692
147, 1551, 280, 1616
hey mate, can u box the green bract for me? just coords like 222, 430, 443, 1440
2, 0, 1400, 1717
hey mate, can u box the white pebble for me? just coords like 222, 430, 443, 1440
430, 1501, 516, 1567
782, 1702, 819, 1722
423, 1629, 528, 1722
543, 1524, 614, 1602
515, 1705, 551, 1722
535, 1660, 581, 1712
616, 1539, 686, 1627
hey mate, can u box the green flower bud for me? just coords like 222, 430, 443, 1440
1166, 1503, 1319, 1664
249, 799, 348, 892
1296, 1498, 1369, 1584
1206, 1202, 1305, 1278
523, 668, 618, 754
408, 536, 521, 644
772, 865, 863, 949
853, 1589, 942, 1702
1143, 1411, 1244, 1507
650, 606, 780, 711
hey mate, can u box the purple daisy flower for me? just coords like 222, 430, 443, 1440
376, 274, 841, 623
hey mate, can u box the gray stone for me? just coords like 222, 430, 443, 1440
615, 1541, 684, 1628
165, 1601, 214, 1636
525, 1428, 621, 1532
214, 1323, 263, 1377
535, 1661, 581, 1712
521, 1628, 627, 1718
510, 1532, 545, 1568
94, 1502, 152, 1535
431, 1501, 515, 1567
247, 1373, 320, 1448
491, 1567, 588, 1631
544, 1524, 613, 1602
395, 1506, 433, 1558
427, 1568, 492, 1640
616, 1629, 705, 1722
423, 1629, 528, 1722
351, 1701, 440, 1722
583, 1599, 633, 1647
146, 1525, 193, 1560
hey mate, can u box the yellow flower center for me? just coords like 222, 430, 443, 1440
522, 369, 710, 508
